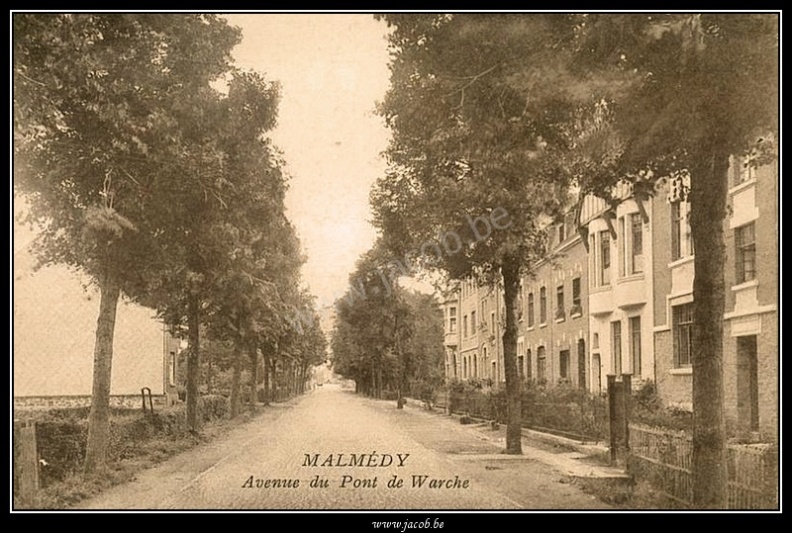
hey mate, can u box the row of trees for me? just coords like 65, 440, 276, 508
331, 243, 445, 404
14, 14, 326, 475
371, 14, 777, 508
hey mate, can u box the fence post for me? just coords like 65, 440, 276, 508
13, 420, 39, 507
622, 373, 632, 459
607, 375, 626, 467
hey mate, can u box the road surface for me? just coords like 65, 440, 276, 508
74, 383, 609, 510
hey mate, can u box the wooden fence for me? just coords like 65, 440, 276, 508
629, 423, 778, 509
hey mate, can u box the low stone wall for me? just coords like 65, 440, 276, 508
14, 394, 169, 411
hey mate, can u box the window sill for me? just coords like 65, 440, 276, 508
729, 177, 757, 196
618, 273, 645, 283
526, 326, 535, 332
570, 312, 583, 320
668, 256, 694, 269
539, 323, 548, 329
731, 279, 759, 292
555, 317, 566, 324
669, 367, 692, 376
590, 285, 612, 294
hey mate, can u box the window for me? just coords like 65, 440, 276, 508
671, 202, 682, 260
671, 201, 693, 261
168, 351, 176, 386
589, 234, 597, 288
611, 320, 622, 375
463, 315, 468, 338
491, 311, 496, 334
600, 230, 611, 285
559, 350, 570, 379
735, 223, 756, 284
618, 216, 626, 277
526, 349, 532, 381
630, 213, 644, 274
571, 277, 582, 315
539, 287, 547, 324
673, 304, 694, 367
491, 361, 497, 381
449, 307, 457, 333
732, 152, 757, 186
517, 355, 524, 381
558, 221, 566, 244
537, 346, 546, 383
471, 311, 477, 334
577, 340, 587, 390
619, 213, 644, 276
555, 284, 565, 320
527, 293, 535, 327
517, 285, 524, 320
629, 316, 641, 377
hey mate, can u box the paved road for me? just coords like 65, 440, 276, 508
75, 383, 609, 510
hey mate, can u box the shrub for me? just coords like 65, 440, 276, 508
381, 390, 399, 401
633, 380, 663, 412
35, 420, 88, 488
630, 380, 692, 432
199, 394, 229, 421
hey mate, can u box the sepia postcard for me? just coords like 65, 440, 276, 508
12, 11, 780, 516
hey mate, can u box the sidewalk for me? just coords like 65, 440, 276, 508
405, 399, 630, 482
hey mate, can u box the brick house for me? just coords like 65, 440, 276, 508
653, 153, 778, 440
441, 278, 506, 385
519, 208, 589, 390
438, 153, 777, 444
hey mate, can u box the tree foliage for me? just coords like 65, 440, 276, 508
567, 14, 778, 509
13, 13, 326, 472
374, 12, 778, 504
14, 13, 244, 473
372, 14, 591, 453
331, 243, 444, 401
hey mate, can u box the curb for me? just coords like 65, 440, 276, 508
403, 399, 627, 480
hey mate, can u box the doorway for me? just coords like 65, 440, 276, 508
736, 335, 759, 432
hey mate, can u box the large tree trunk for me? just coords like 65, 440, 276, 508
262, 344, 271, 406
249, 343, 259, 411
206, 348, 213, 395
83, 273, 121, 475
185, 292, 201, 433
501, 258, 523, 455
688, 141, 730, 509
229, 340, 243, 418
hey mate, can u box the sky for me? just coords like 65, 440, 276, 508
221, 14, 393, 308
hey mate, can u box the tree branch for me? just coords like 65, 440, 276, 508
445, 64, 500, 99
15, 68, 47, 87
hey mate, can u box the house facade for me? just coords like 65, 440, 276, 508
653, 154, 778, 440
441, 292, 460, 379
13, 244, 180, 409
520, 209, 589, 390
579, 185, 656, 394
439, 150, 777, 442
